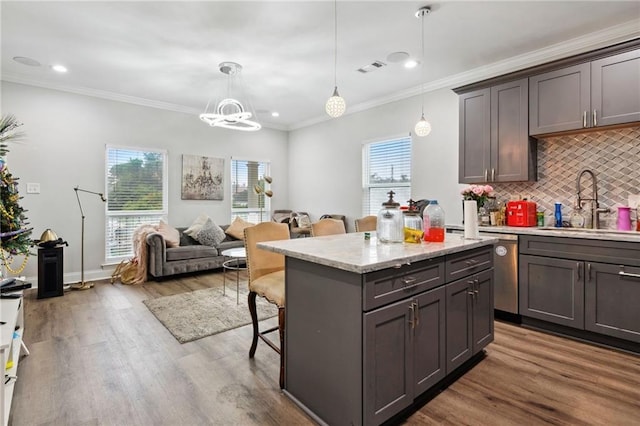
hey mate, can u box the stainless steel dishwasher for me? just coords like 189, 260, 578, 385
447, 229, 519, 315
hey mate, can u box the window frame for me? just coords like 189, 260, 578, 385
230, 156, 272, 223
362, 135, 412, 216
104, 144, 168, 262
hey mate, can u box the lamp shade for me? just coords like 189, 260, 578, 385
326, 87, 346, 118
414, 115, 432, 137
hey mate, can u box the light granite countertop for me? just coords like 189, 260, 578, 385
257, 232, 497, 274
446, 224, 640, 243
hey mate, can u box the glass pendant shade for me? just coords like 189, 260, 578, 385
414, 114, 432, 137
325, 86, 346, 118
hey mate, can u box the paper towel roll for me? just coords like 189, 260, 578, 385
464, 200, 479, 239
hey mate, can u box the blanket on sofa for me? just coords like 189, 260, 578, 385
128, 224, 159, 284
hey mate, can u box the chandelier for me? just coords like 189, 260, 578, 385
200, 62, 261, 131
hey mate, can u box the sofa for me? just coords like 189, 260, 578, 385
146, 224, 244, 279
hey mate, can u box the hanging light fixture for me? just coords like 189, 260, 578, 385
414, 6, 432, 137
326, 0, 346, 118
200, 62, 261, 131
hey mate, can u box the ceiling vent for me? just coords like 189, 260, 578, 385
357, 60, 387, 73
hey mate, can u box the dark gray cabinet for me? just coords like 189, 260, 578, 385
459, 78, 533, 183
519, 235, 640, 347
585, 262, 640, 343
446, 268, 494, 373
364, 286, 446, 424
530, 49, 640, 135
519, 254, 585, 328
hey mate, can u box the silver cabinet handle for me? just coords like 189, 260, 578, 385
593, 109, 597, 127
577, 262, 581, 280
414, 301, 420, 328
403, 276, 417, 285
587, 263, 592, 281
619, 268, 640, 279
465, 259, 479, 266
491, 168, 495, 181
484, 169, 488, 182
474, 278, 479, 296
408, 303, 416, 330
583, 111, 587, 128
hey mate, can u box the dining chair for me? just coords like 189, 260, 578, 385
243, 222, 289, 388
355, 215, 377, 232
311, 218, 346, 236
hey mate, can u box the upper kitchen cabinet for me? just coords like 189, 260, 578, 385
459, 78, 535, 184
530, 49, 640, 135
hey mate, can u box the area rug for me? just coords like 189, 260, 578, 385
143, 287, 278, 343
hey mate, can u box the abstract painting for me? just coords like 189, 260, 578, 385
181, 155, 224, 200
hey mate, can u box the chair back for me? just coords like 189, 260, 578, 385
244, 222, 290, 282
355, 215, 377, 232
311, 218, 346, 237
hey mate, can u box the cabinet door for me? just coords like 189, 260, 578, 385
519, 255, 584, 329
529, 63, 591, 135
363, 299, 413, 425
459, 88, 491, 183
472, 269, 495, 352
585, 262, 640, 343
491, 78, 532, 182
591, 49, 640, 127
446, 278, 473, 373
413, 287, 446, 395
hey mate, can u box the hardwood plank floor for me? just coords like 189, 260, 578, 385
10, 271, 640, 425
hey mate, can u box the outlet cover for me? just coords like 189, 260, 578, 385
26, 183, 40, 194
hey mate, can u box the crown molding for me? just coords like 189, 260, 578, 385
290, 19, 640, 131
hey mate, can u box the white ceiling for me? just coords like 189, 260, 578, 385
2, 1, 640, 130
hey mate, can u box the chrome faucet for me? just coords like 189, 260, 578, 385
576, 169, 610, 229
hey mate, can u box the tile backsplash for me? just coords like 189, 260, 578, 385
493, 125, 640, 228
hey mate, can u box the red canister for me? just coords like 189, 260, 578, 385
507, 200, 537, 227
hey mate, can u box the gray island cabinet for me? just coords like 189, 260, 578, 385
258, 233, 496, 425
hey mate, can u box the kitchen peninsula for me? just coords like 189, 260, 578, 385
259, 232, 497, 425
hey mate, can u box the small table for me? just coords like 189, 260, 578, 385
221, 247, 247, 304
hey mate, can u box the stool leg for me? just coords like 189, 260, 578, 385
248, 291, 259, 358
278, 307, 285, 389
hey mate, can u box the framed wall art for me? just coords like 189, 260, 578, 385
181, 155, 224, 200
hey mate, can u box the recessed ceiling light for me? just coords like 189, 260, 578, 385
51, 64, 68, 73
271, 112, 280, 117
13, 56, 41, 67
386, 51, 410, 63
404, 59, 418, 69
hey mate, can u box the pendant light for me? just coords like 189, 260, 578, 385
414, 6, 432, 137
326, 0, 346, 118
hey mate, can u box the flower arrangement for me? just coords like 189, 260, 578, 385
461, 184, 494, 207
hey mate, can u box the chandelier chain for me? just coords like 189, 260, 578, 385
333, 0, 338, 87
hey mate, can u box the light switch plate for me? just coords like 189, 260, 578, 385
26, 183, 40, 194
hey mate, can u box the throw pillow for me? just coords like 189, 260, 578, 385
184, 213, 209, 238
193, 217, 226, 247
158, 220, 180, 248
225, 216, 254, 240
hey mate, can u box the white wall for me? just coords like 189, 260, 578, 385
1, 82, 289, 283
288, 88, 463, 232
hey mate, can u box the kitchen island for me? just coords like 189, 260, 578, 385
258, 232, 497, 426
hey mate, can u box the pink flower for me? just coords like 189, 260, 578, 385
472, 186, 484, 196
484, 185, 493, 194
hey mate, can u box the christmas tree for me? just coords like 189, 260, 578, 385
0, 114, 33, 275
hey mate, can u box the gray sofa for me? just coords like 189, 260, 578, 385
146, 225, 244, 279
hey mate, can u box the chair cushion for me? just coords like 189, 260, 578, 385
166, 245, 218, 261
249, 270, 285, 308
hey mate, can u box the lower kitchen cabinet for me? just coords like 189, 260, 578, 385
585, 262, 640, 343
519, 254, 585, 328
364, 286, 446, 425
446, 269, 494, 373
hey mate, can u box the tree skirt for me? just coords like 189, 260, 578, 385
143, 287, 278, 343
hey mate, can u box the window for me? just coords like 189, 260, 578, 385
105, 146, 168, 261
362, 136, 412, 215
230, 158, 271, 223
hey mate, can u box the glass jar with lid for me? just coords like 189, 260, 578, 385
377, 191, 404, 243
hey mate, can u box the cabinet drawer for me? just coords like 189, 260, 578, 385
363, 260, 444, 311
445, 246, 493, 282
520, 235, 640, 266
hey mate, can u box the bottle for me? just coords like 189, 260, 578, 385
377, 191, 404, 243
554, 202, 563, 228
423, 200, 445, 242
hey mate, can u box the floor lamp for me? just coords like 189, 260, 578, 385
71, 186, 107, 290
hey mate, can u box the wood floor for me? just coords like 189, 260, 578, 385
10, 271, 640, 426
